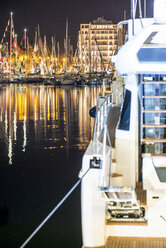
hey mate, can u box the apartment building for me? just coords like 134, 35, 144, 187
78, 17, 117, 72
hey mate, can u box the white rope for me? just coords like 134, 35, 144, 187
19, 167, 90, 248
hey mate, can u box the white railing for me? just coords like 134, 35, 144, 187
92, 84, 125, 189
93, 85, 125, 144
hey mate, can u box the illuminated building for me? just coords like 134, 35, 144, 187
78, 17, 117, 72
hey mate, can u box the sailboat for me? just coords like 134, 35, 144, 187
60, 19, 76, 85
80, 0, 166, 247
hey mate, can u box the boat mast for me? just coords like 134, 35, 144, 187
69, 37, 71, 65
124, 9, 126, 20
94, 36, 105, 72
15, 34, 18, 65
51, 36, 56, 73
80, 27, 83, 70
34, 29, 37, 53
24, 28, 27, 72
51, 36, 54, 59
144, 0, 146, 17
24, 28, 27, 55
10, 12, 13, 74
37, 25, 47, 75
65, 19, 68, 68
27, 37, 30, 72
57, 41, 60, 71
44, 35, 49, 74
89, 22, 92, 74
44, 35, 47, 58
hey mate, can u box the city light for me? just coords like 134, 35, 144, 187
0, 13, 117, 79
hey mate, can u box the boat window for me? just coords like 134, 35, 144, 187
137, 48, 166, 62
137, 31, 166, 63
118, 89, 131, 131
155, 167, 166, 182
142, 77, 166, 154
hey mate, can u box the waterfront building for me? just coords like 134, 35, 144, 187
78, 17, 117, 73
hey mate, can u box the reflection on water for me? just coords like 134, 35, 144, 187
0, 83, 102, 248
0, 84, 101, 165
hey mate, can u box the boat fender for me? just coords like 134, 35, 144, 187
89, 106, 96, 118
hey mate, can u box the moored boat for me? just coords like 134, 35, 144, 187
60, 78, 75, 85
80, 0, 166, 247
57, 73, 76, 85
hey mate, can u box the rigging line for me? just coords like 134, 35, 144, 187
134, 0, 138, 19
94, 36, 105, 71
138, 0, 144, 28
19, 167, 90, 248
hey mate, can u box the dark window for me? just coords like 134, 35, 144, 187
118, 90, 131, 131
137, 48, 166, 62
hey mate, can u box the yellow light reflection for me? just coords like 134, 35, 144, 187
0, 84, 102, 162
13, 111, 17, 141
22, 115, 27, 152
8, 136, 12, 165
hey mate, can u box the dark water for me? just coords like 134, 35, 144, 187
0, 84, 102, 248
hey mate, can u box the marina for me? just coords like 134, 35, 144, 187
1, 0, 166, 247
0, 13, 115, 86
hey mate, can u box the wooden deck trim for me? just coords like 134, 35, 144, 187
142, 153, 166, 157
143, 124, 166, 128
106, 236, 166, 248
143, 109, 166, 113
142, 95, 166, 98
142, 138, 166, 143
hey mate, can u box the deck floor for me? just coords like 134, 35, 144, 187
106, 237, 166, 248
135, 181, 147, 205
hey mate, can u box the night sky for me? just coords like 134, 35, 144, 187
0, 0, 153, 50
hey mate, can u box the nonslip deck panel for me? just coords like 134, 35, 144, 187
98, 106, 121, 147
83, 237, 166, 248
135, 181, 147, 205
106, 236, 166, 248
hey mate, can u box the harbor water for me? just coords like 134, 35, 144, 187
0, 83, 102, 248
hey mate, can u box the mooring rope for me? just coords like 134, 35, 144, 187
20, 167, 90, 248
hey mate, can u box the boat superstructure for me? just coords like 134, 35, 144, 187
80, 0, 166, 247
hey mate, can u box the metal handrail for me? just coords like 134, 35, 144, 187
93, 84, 125, 189
93, 84, 125, 144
